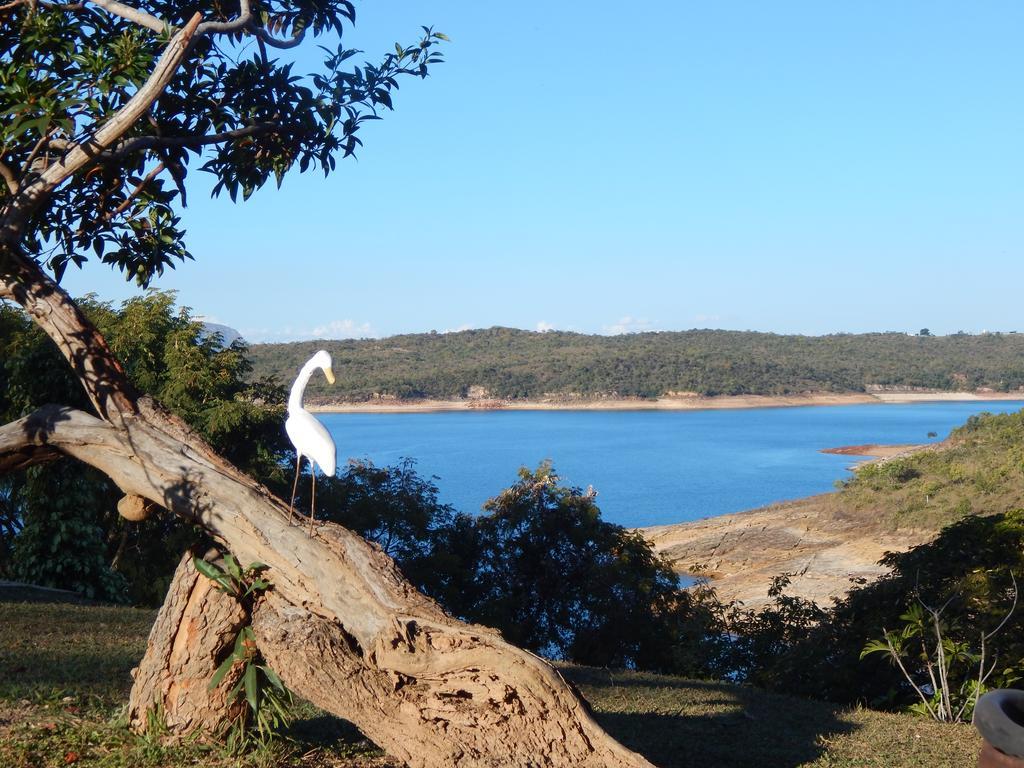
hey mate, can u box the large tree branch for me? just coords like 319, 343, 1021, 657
85, 0, 268, 48
0, 416, 62, 473
85, 0, 287, 54
194, 0, 251, 37
0, 12, 200, 242
0, 258, 139, 422
107, 123, 276, 161
88, 0, 166, 34
127, 551, 248, 733
0, 405, 655, 767
254, 25, 305, 49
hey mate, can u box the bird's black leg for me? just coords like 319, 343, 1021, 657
288, 455, 302, 525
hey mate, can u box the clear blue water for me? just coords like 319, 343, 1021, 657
318, 402, 1024, 528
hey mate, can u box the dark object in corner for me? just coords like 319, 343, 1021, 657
976, 690, 1024, 767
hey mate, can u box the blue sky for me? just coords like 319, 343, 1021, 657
63, 1, 1024, 341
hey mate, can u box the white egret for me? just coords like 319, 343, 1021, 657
285, 350, 337, 535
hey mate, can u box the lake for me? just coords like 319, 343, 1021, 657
319, 401, 1024, 528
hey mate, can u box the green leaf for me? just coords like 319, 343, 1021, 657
193, 556, 225, 582
52, 259, 67, 284
20, 116, 51, 137
244, 663, 258, 712
268, 690, 291, 721
223, 554, 242, 581
860, 639, 894, 660
261, 665, 285, 693
208, 653, 237, 691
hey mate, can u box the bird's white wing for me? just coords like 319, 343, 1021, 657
284, 416, 302, 458
285, 410, 337, 477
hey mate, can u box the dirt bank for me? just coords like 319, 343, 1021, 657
312, 390, 1024, 414
640, 492, 932, 608
820, 443, 923, 458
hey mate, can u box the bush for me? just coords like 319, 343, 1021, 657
715, 512, 1024, 712
454, 463, 714, 670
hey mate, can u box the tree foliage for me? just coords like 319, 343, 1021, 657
229, 456, 721, 673
0, 0, 444, 284
0, 290, 289, 602
454, 463, 708, 670
6, 461, 130, 600
313, 461, 721, 673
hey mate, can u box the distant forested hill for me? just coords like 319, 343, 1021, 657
247, 328, 1024, 403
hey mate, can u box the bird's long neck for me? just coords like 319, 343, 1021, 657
288, 359, 319, 412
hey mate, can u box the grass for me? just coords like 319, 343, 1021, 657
0, 602, 383, 768
562, 667, 979, 768
833, 408, 1024, 531
0, 601, 980, 768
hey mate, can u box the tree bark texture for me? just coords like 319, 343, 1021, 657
0, 406, 655, 767
128, 551, 247, 737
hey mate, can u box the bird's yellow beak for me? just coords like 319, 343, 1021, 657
324, 367, 336, 385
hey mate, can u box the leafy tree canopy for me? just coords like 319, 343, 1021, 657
0, 0, 444, 284
290, 459, 717, 672
439, 463, 715, 672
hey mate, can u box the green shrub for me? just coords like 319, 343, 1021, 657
716, 512, 1024, 711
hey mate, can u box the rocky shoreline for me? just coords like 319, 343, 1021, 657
639, 443, 937, 607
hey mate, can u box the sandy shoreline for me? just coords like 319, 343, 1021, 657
311, 390, 1024, 414
820, 444, 922, 457
820, 443, 930, 467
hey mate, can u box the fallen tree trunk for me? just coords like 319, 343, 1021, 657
0, 405, 656, 767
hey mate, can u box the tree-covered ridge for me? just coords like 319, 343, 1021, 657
247, 327, 1024, 402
